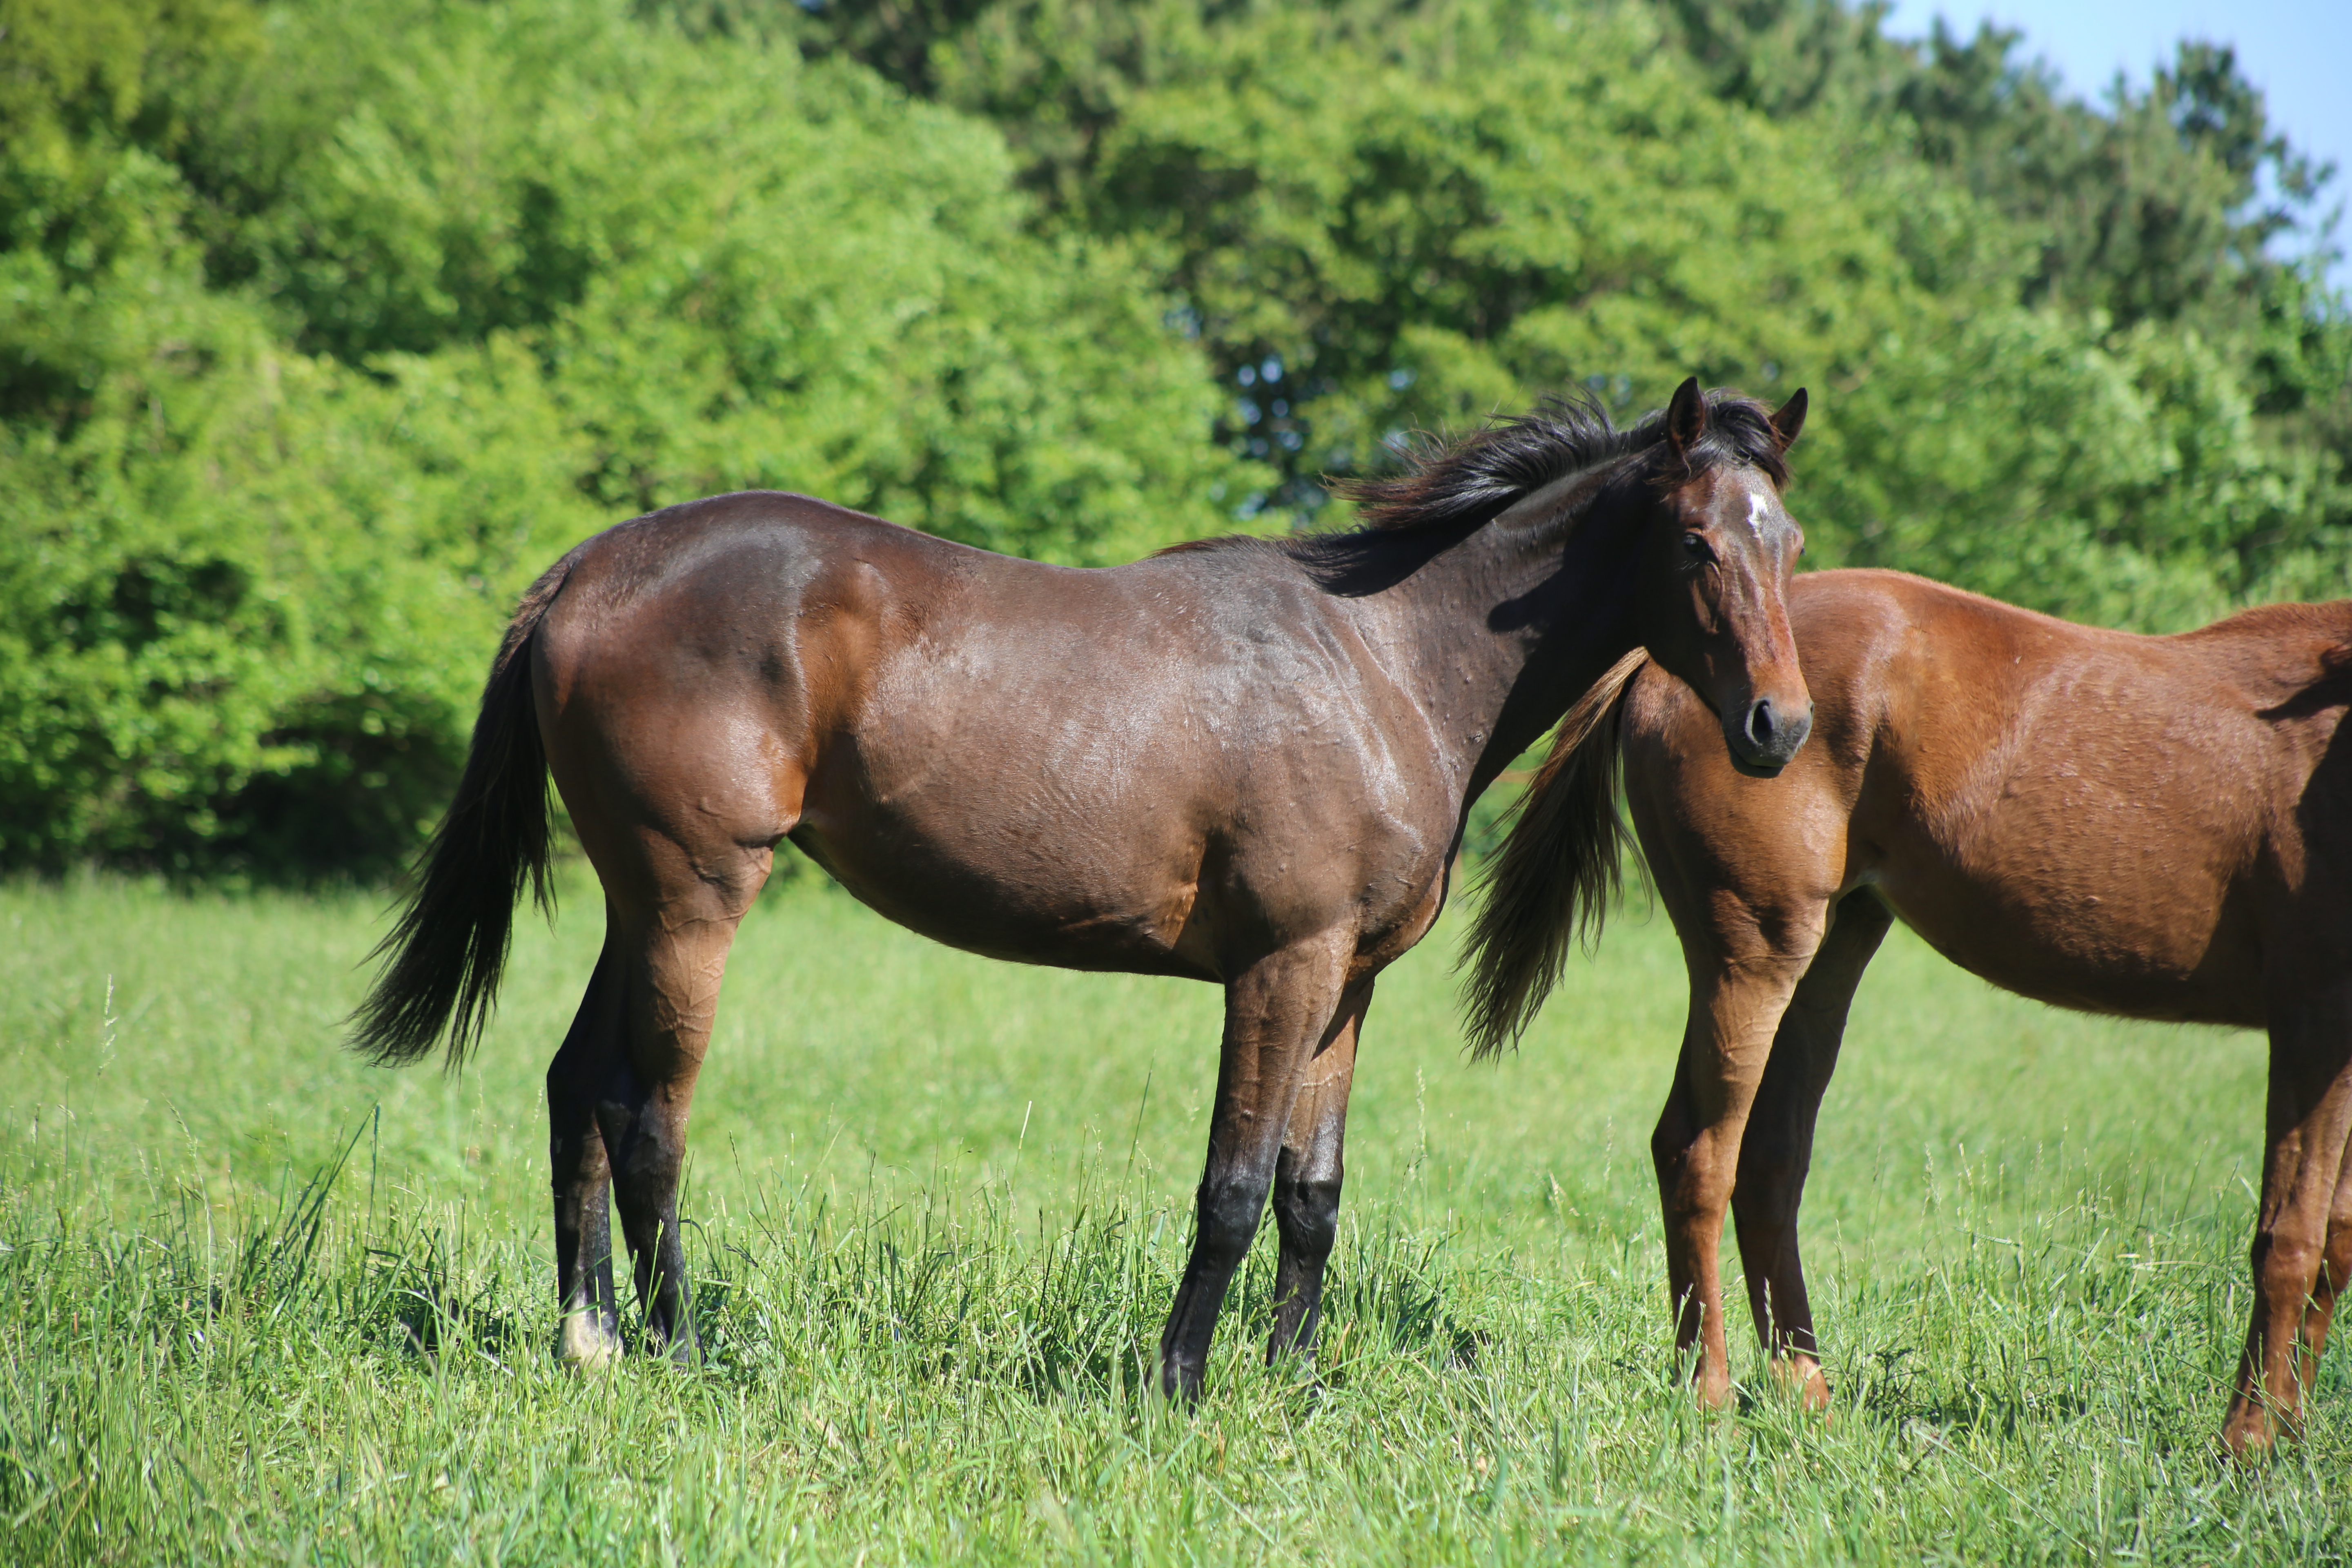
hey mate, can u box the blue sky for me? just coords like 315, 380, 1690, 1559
1877, 0, 2350, 291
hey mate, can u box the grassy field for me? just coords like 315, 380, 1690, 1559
1, 865, 2345, 1564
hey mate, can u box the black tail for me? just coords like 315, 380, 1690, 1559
350, 559, 574, 1068
1459, 647, 1647, 1060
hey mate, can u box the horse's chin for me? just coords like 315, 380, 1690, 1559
1729, 753, 1788, 780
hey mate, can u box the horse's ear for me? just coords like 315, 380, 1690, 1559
1769, 388, 1808, 451
1666, 376, 1707, 457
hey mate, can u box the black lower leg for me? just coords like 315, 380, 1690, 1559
1267, 1152, 1341, 1363
600, 1083, 697, 1362
549, 960, 624, 1364
550, 1125, 621, 1362
1159, 1175, 1268, 1399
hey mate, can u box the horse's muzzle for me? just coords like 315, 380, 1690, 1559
1730, 696, 1812, 771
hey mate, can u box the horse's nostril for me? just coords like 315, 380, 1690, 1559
1747, 699, 1775, 746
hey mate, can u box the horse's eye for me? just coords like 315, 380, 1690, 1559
1682, 531, 1715, 562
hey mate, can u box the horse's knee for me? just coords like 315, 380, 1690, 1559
1730, 1149, 1800, 1225
2320, 1211, 2352, 1276
1731, 1203, 1792, 1268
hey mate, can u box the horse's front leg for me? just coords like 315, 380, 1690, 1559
1651, 951, 1812, 1408
2295, 1106, 2352, 1381
1160, 935, 1354, 1401
1729, 889, 1890, 1408
1267, 980, 1373, 1367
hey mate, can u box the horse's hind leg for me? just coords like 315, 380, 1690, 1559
550, 943, 626, 1367
1266, 980, 1373, 1366
2223, 989, 2352, 1454
1729, 888, 1891, 1408
593, 869, 762, 1362
2294, 1120, 2352, 1379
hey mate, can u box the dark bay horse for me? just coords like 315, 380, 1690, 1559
354, 379, 1813, 1397
1469, 567, 2352, 1453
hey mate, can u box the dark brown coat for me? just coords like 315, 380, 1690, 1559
355, 382, 1811, 1394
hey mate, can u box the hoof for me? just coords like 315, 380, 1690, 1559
1160, 1357, 1207, 1405
2220, 1414, 2289, 1462
556, 1314, 623, 1372
1692, 1372, 1736, 1412
1264, 1328, 1320, 1373
2220, 1392, 2301, 1460
643, 1323, 701, 1369
1768, 1355, 1833, 1414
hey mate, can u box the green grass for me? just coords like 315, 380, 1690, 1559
1, 866, 2345, 1564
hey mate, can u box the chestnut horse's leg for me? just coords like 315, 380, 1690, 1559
1651, 940, 1822, 1408
1160, 937, 1354, 1400
1728, 889, 1892, 1407
2222, 993, 2352, 1454
2296, 1127, 2352, 1382
549, 939, 626, 1368
1266, 980, 1373, 1366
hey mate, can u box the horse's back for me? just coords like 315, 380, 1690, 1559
1829, 572, 2352, 1022
1627, 569, 2352, 1025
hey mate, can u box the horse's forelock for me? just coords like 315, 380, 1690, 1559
1629, 392, 1791, 492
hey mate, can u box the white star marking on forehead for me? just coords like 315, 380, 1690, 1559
1745, 489, 1771, 534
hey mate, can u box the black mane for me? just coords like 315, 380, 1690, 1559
1150, 386, 1791, 585
1334, 386, 1790, 537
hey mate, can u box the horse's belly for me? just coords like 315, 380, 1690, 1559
1875, 870, 2264, 1027
791, 802, 1214, 978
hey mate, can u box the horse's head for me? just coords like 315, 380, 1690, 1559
1630, 378, 1811, 772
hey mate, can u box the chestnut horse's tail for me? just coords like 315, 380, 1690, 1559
1460, 648, 1648, 1059
350, 558, 575, 1069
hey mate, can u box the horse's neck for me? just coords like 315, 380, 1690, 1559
1355, 496, 1641, 802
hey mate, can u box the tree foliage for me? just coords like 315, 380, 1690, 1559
0, 0, 1252, 873
4, 0, 2347, 876
795, 0, 2348, 597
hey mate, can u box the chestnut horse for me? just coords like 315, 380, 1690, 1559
1469, 567, 2352, 1452
353, 380, 1812, 1397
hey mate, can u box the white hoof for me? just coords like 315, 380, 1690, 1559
558, 1315, 622, 1371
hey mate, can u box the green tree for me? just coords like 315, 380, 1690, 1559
0, 0, 1253, 875
6, 0, 2349, 878
797, 0, 2349, 619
